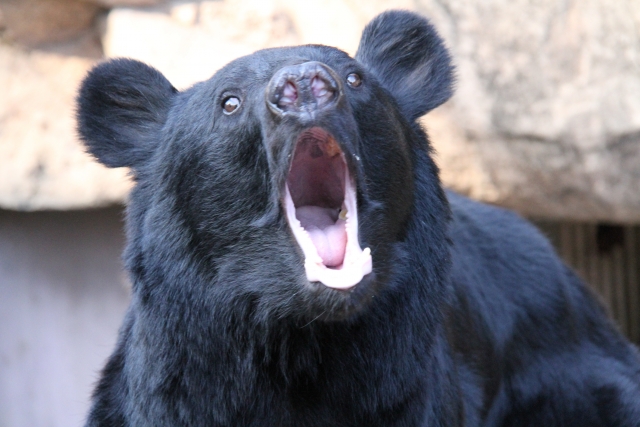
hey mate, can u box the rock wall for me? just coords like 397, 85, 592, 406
418, 0, 640, 222
1, 0, 639, 221
0, 0, 136, 210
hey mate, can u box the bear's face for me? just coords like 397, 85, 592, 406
77, 11, 453, 322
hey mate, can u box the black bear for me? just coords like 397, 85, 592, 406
77, 10, 640, 427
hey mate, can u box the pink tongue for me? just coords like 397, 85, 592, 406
295, 206, 347, 267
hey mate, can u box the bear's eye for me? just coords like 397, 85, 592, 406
222, 96, 241, 115
346, 73, 362, 88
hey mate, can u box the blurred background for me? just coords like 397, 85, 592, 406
0, 0, 639, 425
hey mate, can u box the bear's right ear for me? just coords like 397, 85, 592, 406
77, 58, 177, 169
355, 11, 454, 122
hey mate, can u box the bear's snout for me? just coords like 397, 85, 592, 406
266, 61, 343, 120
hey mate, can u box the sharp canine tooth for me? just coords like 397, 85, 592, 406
339, 208, 347, 220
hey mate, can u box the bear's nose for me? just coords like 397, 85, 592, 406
266, 61, 342, 119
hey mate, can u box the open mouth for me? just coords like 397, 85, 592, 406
284, 127, 372, 290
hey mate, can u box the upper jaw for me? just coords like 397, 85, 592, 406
283, 126, 372, 290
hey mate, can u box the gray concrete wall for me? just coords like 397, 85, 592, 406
0, 207, 130, 427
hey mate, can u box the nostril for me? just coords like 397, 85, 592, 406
311, 76, 329, 100
278, 80, 298, 109
311, 75, 338, 107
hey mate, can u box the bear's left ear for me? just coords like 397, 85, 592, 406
77, 58, 177, 169
355, 10, 454, 121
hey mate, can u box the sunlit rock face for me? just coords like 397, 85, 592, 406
2, 0, 640, 221
416, 0, 640, 222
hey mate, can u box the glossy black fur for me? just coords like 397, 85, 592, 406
77, 10, 640, 427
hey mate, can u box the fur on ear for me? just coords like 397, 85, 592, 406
76, 58, 177, 169
355, 10, 454, 121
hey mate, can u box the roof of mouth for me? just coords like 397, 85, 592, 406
287, 127, 346, 210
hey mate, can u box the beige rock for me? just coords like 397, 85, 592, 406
103, 2, 296, 89
0, 0, 99, 47
0, 45, 132, 210
417, 0, 640, 222
83, 0, 161, 6
102, 0, 640, 221
2, 0, 639, 220
102, 0, 411, 89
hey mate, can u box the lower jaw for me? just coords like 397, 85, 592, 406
292, 270, 379, 323
284, 181, 372, 290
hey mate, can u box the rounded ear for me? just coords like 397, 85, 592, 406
76, 58, 177, 169
355, 10, 454, 121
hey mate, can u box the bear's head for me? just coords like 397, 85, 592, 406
77, 10, 453, 322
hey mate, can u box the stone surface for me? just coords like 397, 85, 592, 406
101, 0, 640, 222
0, 45, 132, 210
84, 0, 161, 6
417, 0, 640, 222
1, 0, 639, 221
0, 0, 100, 47
102, 0, 298, 89
103, 0, 413, 89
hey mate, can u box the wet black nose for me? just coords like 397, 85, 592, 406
266, 61, 342, 119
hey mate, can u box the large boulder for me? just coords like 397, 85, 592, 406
101, 0, 640, 222
1, 0, 639, 222
0, 45, 131, 210
417, 0, 640, 222
0, 0, 99, 47
101, 0, 415, 89
0, 0, 155, 211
